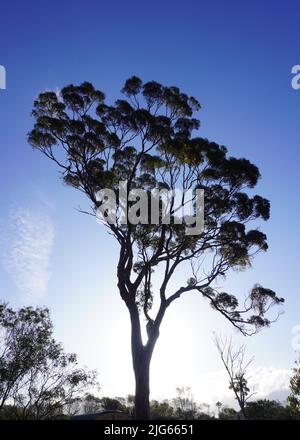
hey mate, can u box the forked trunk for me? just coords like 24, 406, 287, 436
129, 305, 152, 419
124, 290, 165, 420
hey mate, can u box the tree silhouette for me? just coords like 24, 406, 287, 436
218, 406, 238, 419
81, 393, 102, 414
288, 356, 300, 417
172, 387, 199, 419
215, 401, 222, 418
0, 303, 53, 411
150, 399, 174, 419
0, 303, 98, 419
28, 76, 284, 419
214, 335, 256, 418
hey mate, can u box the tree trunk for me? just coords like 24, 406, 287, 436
121, 285, 165, 419
127, 303, 151, 419
130, 313, 162, 419
133, 350, 151, 419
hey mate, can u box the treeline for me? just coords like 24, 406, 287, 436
0, 389, 296, 420
63, 388, 297, 420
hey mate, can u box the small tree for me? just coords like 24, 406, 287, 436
11, 347, 97, 419
82, 393, 102, 414
172, 387, 199, 419
214, 336, 255, 418
150, 399, 174, 419
288, 357, 300, 417
0, 303, 98, 419
29, 77, 284, 418
218, 406, 237, 420
216, 401, 222, 418
124, 394, 135, 416
99, 396, 125, 412
0, 303, 52, 410
63, 397, 82, 417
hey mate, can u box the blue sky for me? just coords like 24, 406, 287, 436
0, 0, 299, 407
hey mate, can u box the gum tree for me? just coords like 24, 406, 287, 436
28, 77, 283, 419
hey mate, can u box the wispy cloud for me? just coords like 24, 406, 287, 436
1, 207, 55, 302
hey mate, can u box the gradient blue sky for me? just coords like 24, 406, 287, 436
0, 0, 299, 407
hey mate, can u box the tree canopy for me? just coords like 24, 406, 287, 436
28, 76, 283, 335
